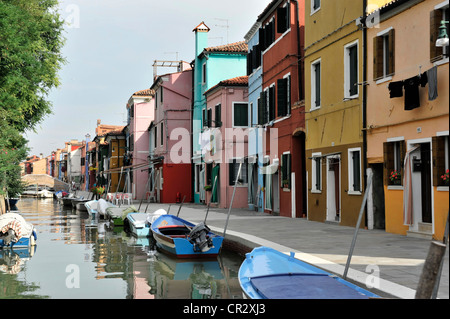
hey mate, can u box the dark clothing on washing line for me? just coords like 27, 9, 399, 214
388, 81, 404, 98
403, 76, 421, 111
427, 66, 438, 101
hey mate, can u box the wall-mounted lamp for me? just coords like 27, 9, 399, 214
436, 20, 449, 47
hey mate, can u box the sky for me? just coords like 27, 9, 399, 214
25, 0, 272, 157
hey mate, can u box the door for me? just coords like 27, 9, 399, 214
327, 156, 341, 222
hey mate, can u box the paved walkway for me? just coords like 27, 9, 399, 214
134, 201, 449, 299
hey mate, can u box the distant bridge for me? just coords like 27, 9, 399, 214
22, 174, 70, 192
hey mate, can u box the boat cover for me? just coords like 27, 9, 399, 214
0, 213, 34, 240
249, 273, 371, 299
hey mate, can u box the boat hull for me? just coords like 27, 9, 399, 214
239, 247, 380, 299
126, 213, 150, 237
0, 231, 37, 249
151, 215, 224, 259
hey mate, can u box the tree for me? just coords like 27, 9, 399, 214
0, 0, 66, 196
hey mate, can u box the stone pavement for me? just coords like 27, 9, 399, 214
134, 201, 449, 299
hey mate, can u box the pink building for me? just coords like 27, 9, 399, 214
127, 89, 155, 200
203, 76, 249, 209
149, 67, 193, 203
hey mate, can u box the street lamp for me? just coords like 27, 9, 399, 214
436, 20, 449, 48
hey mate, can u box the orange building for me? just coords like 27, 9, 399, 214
366, 0, 449, 240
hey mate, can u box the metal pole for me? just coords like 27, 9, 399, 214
204, 175, 218, 223
223, 162, 242, 239
176, 195, 186, 217
343, 171, 373, 280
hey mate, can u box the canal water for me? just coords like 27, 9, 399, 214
0, 197, 245, 299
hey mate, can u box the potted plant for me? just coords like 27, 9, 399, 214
441, 169, 450, 186
390, 170, 402, 185
282, 179, 290, 188
204, 185, 212, 192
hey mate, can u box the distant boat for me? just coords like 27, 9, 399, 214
239, 247, 380, 299
84, 199, 115, 218
37, 189, 53, 198
4, 198, 19, 208
150, 214, 224, 259
0, 213, 37, 249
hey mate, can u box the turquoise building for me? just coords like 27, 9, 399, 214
192, 22, 248, 204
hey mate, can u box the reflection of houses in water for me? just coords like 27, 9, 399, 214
145, 253, 243, 299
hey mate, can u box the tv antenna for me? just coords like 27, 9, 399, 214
214, 18, 229, 44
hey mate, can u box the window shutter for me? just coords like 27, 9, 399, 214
203, 108, 207, 127
258, 95, 264, 125
388, 29, 395, 75
373, 36, 384, 80
259, 27, 266, 51
383, 142, 394, 185
432, 136, 446, 186
247, 49, 253, 75
269, 86, 276, 122
277, 7, 287, 34
315, 63, 321, 107
277, 78, 288, 117
430, 10, 443, 61
349, 45, 358, 96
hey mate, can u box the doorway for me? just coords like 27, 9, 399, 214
326, 155, 341, 222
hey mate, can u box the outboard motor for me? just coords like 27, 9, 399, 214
188, 222, 214, 253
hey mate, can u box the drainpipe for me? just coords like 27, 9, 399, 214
362, 0, 369, 227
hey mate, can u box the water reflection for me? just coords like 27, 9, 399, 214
0, 198, 244, 299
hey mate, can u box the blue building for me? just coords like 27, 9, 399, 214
192, 22, 248, 204
244, 21, 264, 212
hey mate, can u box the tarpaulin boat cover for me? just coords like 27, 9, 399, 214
0, 213, 34, 240
249, 273, 371, 299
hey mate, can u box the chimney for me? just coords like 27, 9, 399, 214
193, 21, 210, 58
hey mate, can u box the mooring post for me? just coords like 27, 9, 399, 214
415, 241, 447, 299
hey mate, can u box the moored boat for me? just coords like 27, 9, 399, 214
125, 209, 167, 238
238, 246, 380, 299
0, 213, 37, 249
150, 214, 224, 259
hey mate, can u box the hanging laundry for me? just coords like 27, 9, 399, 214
388, 81, 404, 98
403, 76, 421, 111
427, 66, 438, 101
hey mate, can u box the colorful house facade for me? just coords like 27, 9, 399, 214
366, 0, 449, 240
192, 22, 248, 204
203, 76, 249, 209
257, 0, 306, 218
149, 67, 193, 204
245, 22, 264, 212
126, 89, 155, 200
304, 0, 372, 226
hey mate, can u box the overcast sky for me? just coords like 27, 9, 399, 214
25, 0, 272, 157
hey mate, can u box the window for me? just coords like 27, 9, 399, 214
258, 91, 267, 125
345, 41, 359, 98
311, 59, 321, 110
277, 75, 291, 117
247, 44, 262, 75
206, 163, 212, 186
277, 2, 290, 34
348, 148, 362, 193
268, 85, 275, 122
259, 18, 275, 51
311, 153, 322, 192
311, 0, 320, 14
433, 134, 449, 187
203, 108, 212, 128
229, 158, 248, 186
373, 28, 395, 80
430, 4, 450, 62
233, 103, 249, 127
202, 63, 207, 84
281, 153, 292, 189
215, 104, 222, 127
160, 87, 163, 103
154, 126, 157, 149
160, 123, 164, 146
384, 140, 406, 186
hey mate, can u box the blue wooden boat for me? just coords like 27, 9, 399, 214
239, 247, 380, 299
0, 233, 37, 249
0, 213, 37, 249
150, 215, 224, 259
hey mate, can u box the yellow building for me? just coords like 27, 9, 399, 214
366, 0, 449, 240
304, 0, 391, 227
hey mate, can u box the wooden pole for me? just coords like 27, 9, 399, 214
415, 241, 447, 299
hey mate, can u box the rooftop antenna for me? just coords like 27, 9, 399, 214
164, 52, 179, 61
214, 18, 229, 44
153, 59, 183, 80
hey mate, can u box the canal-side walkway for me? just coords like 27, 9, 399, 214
134, 201, 448, 299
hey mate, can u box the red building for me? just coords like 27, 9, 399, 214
257, 0, 306, 218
